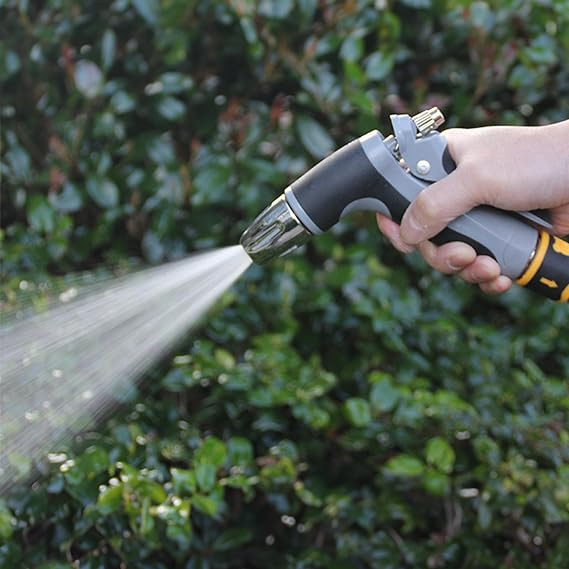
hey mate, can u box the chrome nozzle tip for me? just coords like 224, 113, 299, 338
240, 193, 311, 264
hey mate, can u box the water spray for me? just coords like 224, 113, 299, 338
241, 108, 569, 302
0, 248, 251, 492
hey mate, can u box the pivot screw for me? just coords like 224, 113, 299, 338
416, 160, 431, 175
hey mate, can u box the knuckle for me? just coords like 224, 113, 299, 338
414, 189, 440, 223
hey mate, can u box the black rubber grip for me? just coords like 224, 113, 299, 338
289, 140, 410, 231
431, 226, 494, 258
518, 232, 569, 302
442, 146, 456, 174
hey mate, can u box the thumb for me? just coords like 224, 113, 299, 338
399, 169, 482, 245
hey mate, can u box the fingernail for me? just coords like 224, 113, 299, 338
447, 252, 469, 272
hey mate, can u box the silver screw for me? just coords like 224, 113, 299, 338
416, 160, 431, 175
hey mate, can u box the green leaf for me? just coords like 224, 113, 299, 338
132, 0, 160, 26
195, 463, 217, 492
423, 470, 450, 496
426, 437, 456, 474
365, 52, 394, 81
86, 177, 119, 208
158, 72, 194, 94
156, 96, 186, 121
343, 398, 372, 427
111, 91, 136, 114
195, 437, 227, 468
74, 60, 104, 98
171, 469, 197, 495
214, 348, 235, 370
192, 494, 219, 516
213, 527, 254, 551
49, 182, 83, 213
101, 29, 116, 70
400, 0, 431, 7
227, 437, 254, 465
296, 116, 335, 160
166, 521, 193, 547
81, 446, 110, 477
258, 0, 294, 19
2, 50, 21, 77
136, 479, 167, 503
27, 195, 56, 233
97, 484, 123, 515
370, 377, 400, 412
524, 34, 558, 66
340, 35, 363, 62
0, 501, 13, 539
385, 455, 425, 477
478, 500, 492, 529
142, 230, 165, 263
4, 145, 31, 181
192, 163, 232, 205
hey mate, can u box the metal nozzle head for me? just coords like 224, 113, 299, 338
240, 193, 311, 264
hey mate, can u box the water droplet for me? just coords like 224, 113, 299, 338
281, 515, 296, 527
145, 81, 163, 95
25, 410, 39, 421
19, 280, 29, 290
459, 488, 479, 498
265, 534, 275, 546
59, 287, 78, 303
519, 103, 533, 117
60, 459, 75, 473
82, 390, 93, 400
52, 369, 63, 378
47, 453, 67, 464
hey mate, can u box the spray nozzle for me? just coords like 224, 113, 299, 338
240, 194, 311, 264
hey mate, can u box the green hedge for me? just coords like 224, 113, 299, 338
1, 0, 569, 567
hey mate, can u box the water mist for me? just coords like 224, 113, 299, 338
0, 246, 252, 493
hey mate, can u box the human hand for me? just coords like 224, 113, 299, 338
377, 120, 569, 295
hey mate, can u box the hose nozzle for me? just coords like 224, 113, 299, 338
240, 193, 311, 264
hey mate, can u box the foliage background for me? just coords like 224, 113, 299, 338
1, 0, 569, 567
